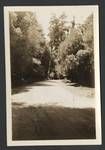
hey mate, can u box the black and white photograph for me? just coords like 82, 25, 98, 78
4, 6, 101, 146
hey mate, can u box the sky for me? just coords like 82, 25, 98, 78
33, 6, 98, 39
7, 6, 98, 39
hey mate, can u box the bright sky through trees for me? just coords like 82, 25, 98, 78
34, 6, 97, 39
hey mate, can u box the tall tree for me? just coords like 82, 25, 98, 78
48, 13, 67, 78
82, 14, 94, 49
57, 14, 94, 86
10, 11, 49, 86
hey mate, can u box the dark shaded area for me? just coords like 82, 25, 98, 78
10, 12, 50, 88
12, 86, 30, 94
66, 69, 95, 88
12, 103, 96, 140
63, 79, 94, 88
68, 83, 80, 87
31, 82, 54, 87
12, 80, 56, 94
11, 75, 47, 88
13, 102, 25, 107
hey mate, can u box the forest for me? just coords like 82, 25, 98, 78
10, 12, 94, 87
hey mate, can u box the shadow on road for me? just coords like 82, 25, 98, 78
31, 83, 54, 87
12, 80, 56, 94
12, 87, 30, 94
12, 103, 96, 140
63, 80, 80, 87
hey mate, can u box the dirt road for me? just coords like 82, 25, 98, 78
12, 80, 95, 108
12, 80, 96, 140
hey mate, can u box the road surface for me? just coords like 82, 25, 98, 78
12, 80, 95, 108
12, 80, 95, 140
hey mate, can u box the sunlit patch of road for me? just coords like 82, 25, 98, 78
12, 80, 95, 108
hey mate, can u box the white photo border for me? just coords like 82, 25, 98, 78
4, 5, 102, 146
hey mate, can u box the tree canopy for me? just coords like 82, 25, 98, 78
10, 11, 94, 87
10, 12, 50, 86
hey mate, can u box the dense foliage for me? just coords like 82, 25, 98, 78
48, 13, 68, 78
10, 11, 94, 87
10, 12, 50, 86
48, 14, 94, 86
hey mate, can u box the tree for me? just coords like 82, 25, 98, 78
10, 11, 49, 86
82, 14, 94, 49
80, 13, 94, 86
58, 25, 84, 79
76, 49, 94, 86
48, 13, 67, 50
48, 13, 67, 78
57, 14, 94, 86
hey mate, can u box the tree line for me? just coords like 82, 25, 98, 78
10, 12, 94, 87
